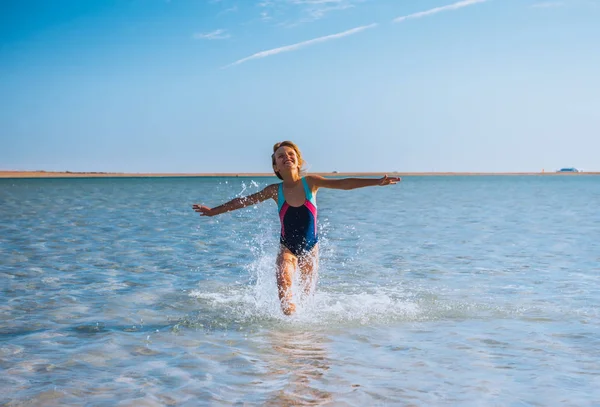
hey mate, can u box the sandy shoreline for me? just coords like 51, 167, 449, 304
1, 170, 598, 178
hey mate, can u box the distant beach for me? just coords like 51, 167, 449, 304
0, 170, 598, 178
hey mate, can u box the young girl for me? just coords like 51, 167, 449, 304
193, 141, 400, 315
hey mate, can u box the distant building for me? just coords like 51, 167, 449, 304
557, 168, 580, 173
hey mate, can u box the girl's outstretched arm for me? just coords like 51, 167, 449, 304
308, 174, 401, 191
193, 184, 277, 217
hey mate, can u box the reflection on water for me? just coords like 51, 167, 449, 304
264, 330, 332, 407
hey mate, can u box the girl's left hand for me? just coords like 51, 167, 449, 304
379, 175, 401, 185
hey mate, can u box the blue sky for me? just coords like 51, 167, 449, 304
1, 0, 599, 173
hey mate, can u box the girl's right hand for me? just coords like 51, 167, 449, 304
192, 204, 215, 217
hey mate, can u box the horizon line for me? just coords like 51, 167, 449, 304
1, 170, 597, 179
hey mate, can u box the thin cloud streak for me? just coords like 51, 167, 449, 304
193, 29, 231, 40
393, 0, 488, 23
224, 23, 377, 68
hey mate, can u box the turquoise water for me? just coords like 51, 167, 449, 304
1, 176, 599, 406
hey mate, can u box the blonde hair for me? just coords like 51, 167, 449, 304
272, 141, 305, 180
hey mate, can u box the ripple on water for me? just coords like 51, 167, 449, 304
2, 176, 600, 406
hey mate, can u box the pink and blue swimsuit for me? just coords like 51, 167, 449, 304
277, 177, 318, 256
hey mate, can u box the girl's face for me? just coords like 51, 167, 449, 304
273, 146, 299, 173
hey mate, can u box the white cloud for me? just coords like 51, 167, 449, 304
221, 5, 239, 13
306, 4, 355, 20
393, 0, 488, 23
225, 23, 377, 67
193, 29, 231, 40
257, 0, 360, 25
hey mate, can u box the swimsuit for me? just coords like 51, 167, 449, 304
277, 177, 318, 256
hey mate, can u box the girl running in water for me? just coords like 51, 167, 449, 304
193, 141, 400, 315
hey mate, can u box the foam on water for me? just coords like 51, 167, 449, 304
185, 246, 527, 331
189, 284, 422, 327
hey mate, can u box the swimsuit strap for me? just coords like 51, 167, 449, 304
277, 182, 285, 212
301, 177, 316, 207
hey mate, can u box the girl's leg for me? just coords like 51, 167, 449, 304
298, 244, 319, 296
276, 247, 298, 315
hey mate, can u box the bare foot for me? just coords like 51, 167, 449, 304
281, 301, 296, 316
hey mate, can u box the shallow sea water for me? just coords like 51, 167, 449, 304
1, 175, 599, 406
